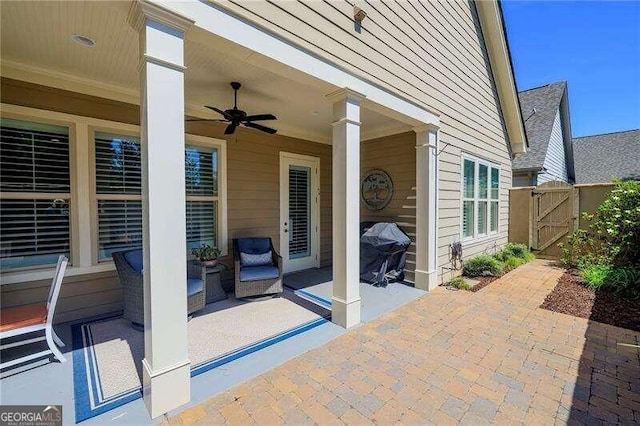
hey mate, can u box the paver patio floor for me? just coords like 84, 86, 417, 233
166, 260, 640, 425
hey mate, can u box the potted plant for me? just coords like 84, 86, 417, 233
191, 244, 221, 267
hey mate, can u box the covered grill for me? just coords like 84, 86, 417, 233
360, 222, 411, 287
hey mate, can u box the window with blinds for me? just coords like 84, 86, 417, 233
0, 118, 71, 269
461, 156, 500, 240
288, 165, 311, 259
94, 133, 218, 259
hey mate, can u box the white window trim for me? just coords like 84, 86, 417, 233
460, 153, 500, 243
0, 103, 228, 285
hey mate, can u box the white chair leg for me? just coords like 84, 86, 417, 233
45, 326, 66, 363
52, 329, 65, 347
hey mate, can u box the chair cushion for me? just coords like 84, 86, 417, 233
187, 278, 204, 298
240, 251, 273, 267
239, 265, 280, 282
236, 238, 271, 255
124, 249, 144, 274
0, 303, 47, 332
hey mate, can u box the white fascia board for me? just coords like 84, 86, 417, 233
153, 0, 440, 127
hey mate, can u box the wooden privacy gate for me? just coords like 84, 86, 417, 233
530, 181, 579, 258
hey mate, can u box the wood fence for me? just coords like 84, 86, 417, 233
509, 182, 615, 259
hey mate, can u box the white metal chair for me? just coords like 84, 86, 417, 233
0, 255, 68, 369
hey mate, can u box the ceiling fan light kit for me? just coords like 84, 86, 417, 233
187, 82, 278, 135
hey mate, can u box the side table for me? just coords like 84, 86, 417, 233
201, 263, 228, 304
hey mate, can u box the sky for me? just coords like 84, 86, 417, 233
501, 1, 640, 137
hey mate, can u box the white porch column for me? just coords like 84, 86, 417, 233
326, 88, 365, 328
414, 125, 439, 291
128, 1, 194, 418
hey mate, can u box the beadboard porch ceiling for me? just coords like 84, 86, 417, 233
0, 0, 410, 143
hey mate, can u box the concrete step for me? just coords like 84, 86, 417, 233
398, 214, 416, 219
406, 195, 416, 200
402, 205, 416, 209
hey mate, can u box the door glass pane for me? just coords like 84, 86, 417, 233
478, 201, 487, 234
463, 159, 475, 198
479, 164, 488, 199
463, 200, 474, 238
289, 165, 311, 259
490, 201, 499, 232
491, 168, 499, 200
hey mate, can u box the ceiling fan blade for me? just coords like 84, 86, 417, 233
205, 106, 233, 120
224, 123, 238, 135
244, 121, 277, 134
244, 114, 277, 122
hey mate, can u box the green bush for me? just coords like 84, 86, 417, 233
580, 265, 640, 298
505, 256, 525, 270
560, 180, 640, 267
495, 243, 535, 263
463, 255, 505, 277
448, 276, 471, 291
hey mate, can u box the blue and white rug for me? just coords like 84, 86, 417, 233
72, 291, 330, 422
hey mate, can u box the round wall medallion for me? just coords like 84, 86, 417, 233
361, 169, 393, 210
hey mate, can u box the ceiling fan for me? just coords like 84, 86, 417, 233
187, 82, 277, 135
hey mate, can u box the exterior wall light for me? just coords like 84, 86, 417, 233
354, 6, 367, 23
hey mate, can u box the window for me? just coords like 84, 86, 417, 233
94, 132, 219, 259
0, 118, 71, 269
461, 155, 500, 240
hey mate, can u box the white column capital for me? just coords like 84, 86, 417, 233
128, 0, 195, 34
412, 123, 440, 134
325, 87, 367, 104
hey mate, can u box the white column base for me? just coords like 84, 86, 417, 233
142, 358, 190, 419
331, 296, 361, 328
414, 269, 438, 291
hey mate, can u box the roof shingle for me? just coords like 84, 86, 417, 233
573, 129, 640, 183
513, 82, 566, 171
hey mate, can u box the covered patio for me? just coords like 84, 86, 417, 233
1, 0, 440, 420
1, 269, 424, 424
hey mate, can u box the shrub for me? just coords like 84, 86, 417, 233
448, 276, 471, 291
495, 243, 535, 263
580, 264, 640, 298
560, 180, 640, 267
505, 256, 525, 270
463, 255, 505, 277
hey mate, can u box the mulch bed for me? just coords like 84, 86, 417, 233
469, 275, 499, 292
540, 269, 640, 332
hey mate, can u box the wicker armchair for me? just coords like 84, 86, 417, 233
112, 249, 206, 327
233, 238, 283, 298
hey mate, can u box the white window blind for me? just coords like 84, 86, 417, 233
461, 156, 500, 240
95, 132, 143, 260
288, 165, 311, 259
95, 133, 219, 259
0, 118, 71, 269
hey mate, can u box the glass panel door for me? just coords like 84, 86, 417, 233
288, 165, 311, 259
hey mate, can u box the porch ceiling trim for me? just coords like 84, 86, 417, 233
152, 0, 440, 129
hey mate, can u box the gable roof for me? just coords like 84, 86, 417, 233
513, 81, 568, 172
573, 129, 640, 183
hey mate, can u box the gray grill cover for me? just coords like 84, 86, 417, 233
360, 222, 411, 286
